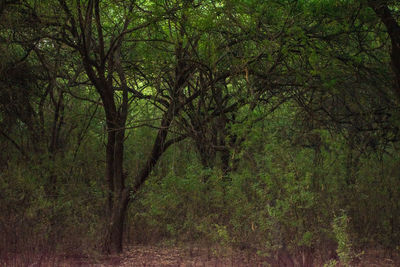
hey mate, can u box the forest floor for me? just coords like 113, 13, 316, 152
2, 245, 400, 266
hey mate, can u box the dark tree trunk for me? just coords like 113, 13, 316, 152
102, 95, 129, 253
368, 1, 400, 97
196, 139, 216, 169
133, 104, 176, 191
104, 121, 128, 253
102, 98, 179, 253
102, 124, 128, 253
105, 130, 115, 214
104, 187, 130, 254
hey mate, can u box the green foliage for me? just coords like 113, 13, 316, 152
127, 102, 400, 261
332, 212, 353, 266
0, 141, 107, 255
1, 0, 400, 261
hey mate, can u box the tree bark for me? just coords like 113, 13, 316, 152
104, 186, 130, 254
101, 83, 129, 253
368, 1, 400, 97
133, 104, 176, 191
102, 118, 129, 253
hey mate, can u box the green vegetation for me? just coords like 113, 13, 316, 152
1, 0, 400, 265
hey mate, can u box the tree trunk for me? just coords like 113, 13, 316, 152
368, 1, 400, 97
102, 104, 178, 253
105, 129, 115, 215
104, 187, 130, 254
101, 85, 128, 253
102, 126, 127, 253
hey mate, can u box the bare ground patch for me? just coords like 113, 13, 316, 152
1, 246, 399, 266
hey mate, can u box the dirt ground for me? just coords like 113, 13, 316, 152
116, 246, 400, 267
1, 245, 400, 266
1, 246, 269, 266
117, 246, 269, 266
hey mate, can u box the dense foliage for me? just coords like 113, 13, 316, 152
1, 0, 399, 265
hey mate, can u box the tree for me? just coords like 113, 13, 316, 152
13, 0, 226, 253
